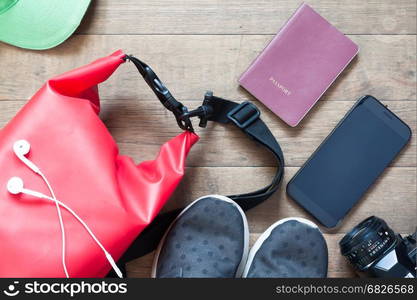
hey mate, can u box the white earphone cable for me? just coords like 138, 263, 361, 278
32, 191, 123, 278
39, 172, 69, 278
11, 140, 122, 278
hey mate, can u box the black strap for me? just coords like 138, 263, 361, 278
107, 58, 284, 277
203, 93, 284, 210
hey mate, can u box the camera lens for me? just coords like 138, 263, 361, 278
340, 216, 398, 271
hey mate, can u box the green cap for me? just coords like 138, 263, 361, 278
0, 0, 90, 50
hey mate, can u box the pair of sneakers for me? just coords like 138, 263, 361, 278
152, 195, 328, 278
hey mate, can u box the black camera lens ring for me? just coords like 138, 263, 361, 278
340, 216, 381, 252
340, 216, 398, 271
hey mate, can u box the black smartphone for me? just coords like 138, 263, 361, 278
287, 95, 412, 228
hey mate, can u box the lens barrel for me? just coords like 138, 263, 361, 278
340, 216, 398, 271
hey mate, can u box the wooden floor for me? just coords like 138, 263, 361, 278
0, 0, 415, 278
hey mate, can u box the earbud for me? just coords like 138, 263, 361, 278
7, 177, 24, 195
13, 140, 31, 156
7, 177, 46, 199
13, 140, 40, 174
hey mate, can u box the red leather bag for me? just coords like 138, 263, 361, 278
0, 50, 198, 277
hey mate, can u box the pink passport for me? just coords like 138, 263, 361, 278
239, 3, 359, 127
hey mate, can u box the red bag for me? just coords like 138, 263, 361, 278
0, 50, 198, 277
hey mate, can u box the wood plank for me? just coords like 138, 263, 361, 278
0, 0, 414, 280
0, 100, 415, 167
125, 233, 360, 278
164, 167, 417, 234
0, 35, 415, 101
77, 0, 417, 35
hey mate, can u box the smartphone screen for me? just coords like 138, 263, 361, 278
287, 96, 412, 228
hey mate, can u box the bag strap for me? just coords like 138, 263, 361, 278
107, 56, 284, 276
199, 92, 284, 210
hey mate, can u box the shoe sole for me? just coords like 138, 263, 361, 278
151, 194, 250, 278
242, 217, 325, 278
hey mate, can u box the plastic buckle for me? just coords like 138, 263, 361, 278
126, 55, 194, 132
227, 101, 260, 129
126, 55, 176, 110
140, 64, 173, 109
179, 91, 214, 129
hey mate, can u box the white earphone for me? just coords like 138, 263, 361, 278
7, 140, 123, 278
7, 176, 123, 278
11, 140, 69, 277
13, 140, 41, 174
7, 177, 44, 198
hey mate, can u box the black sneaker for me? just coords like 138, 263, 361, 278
242, 218, 328, 278
152, 195, 249, 278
